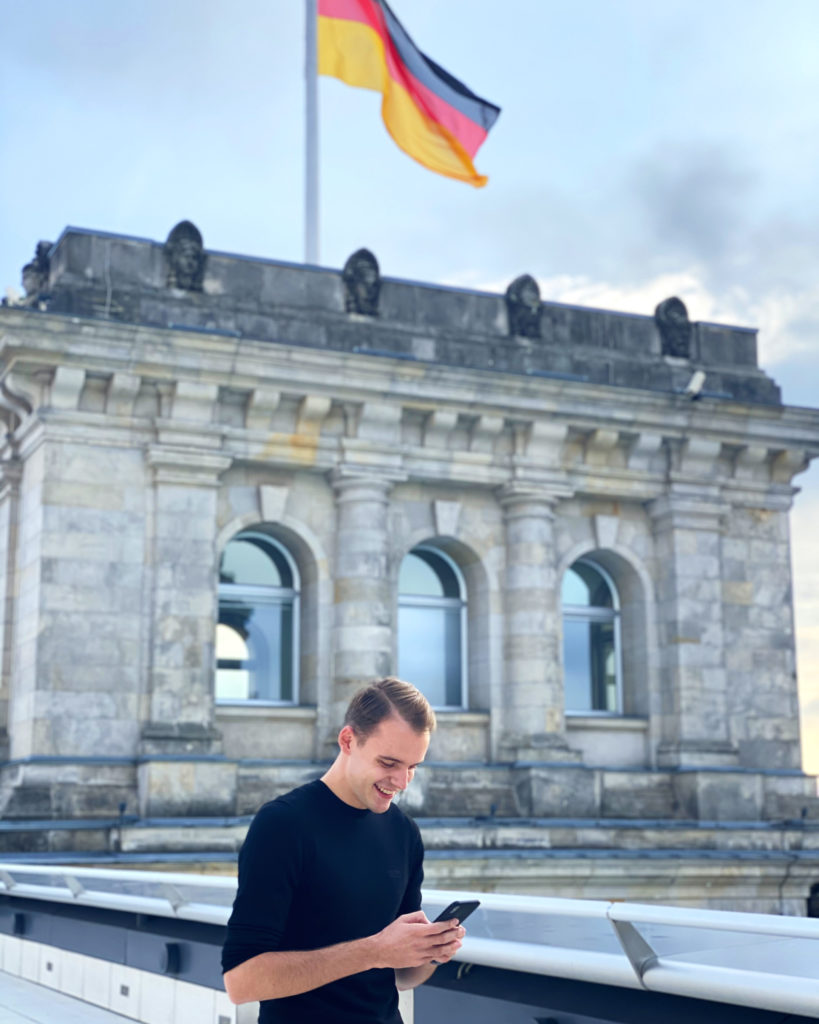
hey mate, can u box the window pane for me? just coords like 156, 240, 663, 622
562, 562, 613, 609
399, 549, 461, 599
399, 552, 445, 597
590, 620, 616, 711
215, 668, 251, 701
215, 624, 251, 700
216, 622, 249, 660
563, 619, 592, 711
562, 567, 589, 607
398, 604, 462, 706
443, 606, 462, 706
220, 535, 293, 588
216, 600, 293, 701
564, 618, 617, 712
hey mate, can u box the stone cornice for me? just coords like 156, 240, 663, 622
3, 315, 818, 492
0, 315, 813, 434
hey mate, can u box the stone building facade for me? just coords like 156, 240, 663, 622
1, 224, 818, 911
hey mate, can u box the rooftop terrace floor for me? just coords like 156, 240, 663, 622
0, 972, 134, 1024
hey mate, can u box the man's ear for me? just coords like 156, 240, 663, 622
338, 724, 356, 755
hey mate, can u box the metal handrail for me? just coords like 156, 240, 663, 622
2, 864, 818, 1018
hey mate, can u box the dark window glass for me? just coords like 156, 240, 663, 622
216, 532, 297, 703
219, 535, 293, 588
562, 562, 613, 609
399, 549, 460, 598
398, 547, 465, 707
398, 604, 462, 707
563, 560, 619, 713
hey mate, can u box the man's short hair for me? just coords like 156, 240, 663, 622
345, 677, 436, 740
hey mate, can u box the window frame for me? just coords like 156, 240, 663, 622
398, 544, 468, 710
215, 530, 301, 706
562, 557, 623, 716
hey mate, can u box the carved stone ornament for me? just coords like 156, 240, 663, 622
655, 296, 692, 358
21, 240, 53, 299
164, 220, 206, 292
342, 248, 380, 316
506, 274, 542, 338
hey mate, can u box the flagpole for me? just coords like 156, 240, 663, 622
304, 0, 319, 264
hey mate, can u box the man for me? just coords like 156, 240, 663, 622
222, 677, 465, 1023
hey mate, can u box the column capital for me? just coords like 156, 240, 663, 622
497, 482, 565, 518
329, 465, 406, 499
146, 444, 232, 487
647, 490, 730, 532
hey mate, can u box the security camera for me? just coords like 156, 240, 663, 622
683, 370, 706, 399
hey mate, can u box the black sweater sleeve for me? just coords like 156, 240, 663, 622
398, 815, 424, 917
221, 800, 303, 973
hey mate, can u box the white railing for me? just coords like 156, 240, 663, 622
2, 864, 818, 1018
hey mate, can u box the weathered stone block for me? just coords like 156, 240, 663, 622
672, 770, 762, 821
138, 759, 237, 817
516, 765, 597, 817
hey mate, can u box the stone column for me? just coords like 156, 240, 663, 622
329, 471, 396, 743
138, 443, 235, 816
649, 492, 737, 770
499, 486, 578, 763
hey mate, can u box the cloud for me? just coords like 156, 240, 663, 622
5, 0, 303, 116
432, 139, 819, 370
629, 144, 757, 267
624, 144, 819, 365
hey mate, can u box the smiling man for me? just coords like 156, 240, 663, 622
222, 677, 465, 1024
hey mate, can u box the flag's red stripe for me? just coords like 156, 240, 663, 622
318, 0, 373, 20
318, 0, 489, 157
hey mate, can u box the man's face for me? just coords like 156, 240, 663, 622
338, 714, 429, 813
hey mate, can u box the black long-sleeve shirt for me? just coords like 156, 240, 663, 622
222, 779, 424, 1024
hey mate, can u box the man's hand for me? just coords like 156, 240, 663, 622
375, 910, 465, 969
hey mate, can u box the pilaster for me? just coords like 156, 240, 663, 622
0, 456, 23, 761
328, 467, 403, 747
139, 443, 234, 815
498, 483, 579, 763
649, 489, 738, 768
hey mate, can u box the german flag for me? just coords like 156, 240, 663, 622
317, 0, 500, 187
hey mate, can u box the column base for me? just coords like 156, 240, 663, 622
139, 721, 223, 756
657, 740, 738, 769
500, 732, 583, 764
137, 758, 237, 818
137, 723, 234, 817
0, 759, 136, 819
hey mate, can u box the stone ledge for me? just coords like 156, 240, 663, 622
214, 704, 318, 721
566, 715, 649, 732
430, 711, 490, 726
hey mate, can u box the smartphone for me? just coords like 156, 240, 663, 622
433, 899, 480, 925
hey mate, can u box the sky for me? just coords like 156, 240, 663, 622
2, 0, 817, 772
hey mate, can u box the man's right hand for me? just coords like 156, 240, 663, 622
374, 910, 464, 969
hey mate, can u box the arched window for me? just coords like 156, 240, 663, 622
562, 558, 621, 713
216, 530, 299, 703
398, 546, 466, 708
